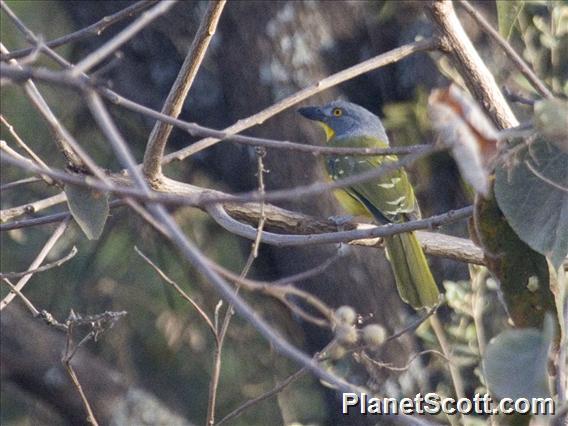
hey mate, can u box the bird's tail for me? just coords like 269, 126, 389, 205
385, 232, 439, 309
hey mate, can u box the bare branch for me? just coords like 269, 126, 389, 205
0, 43, 86, 168
104, 86, 433, 157
0, 246, 77, 279
273, 252, 342, 285
384, 305, 439, 344
457, 0, 553, 99
0, 1, 158, 61
0, 0, 69, 68
0, 217, 70, 311
2, 142, 440, 208
164, 37, 438, 163
0, 176, 42, 191
2, 151, 484, 265
143, 0, 227, 180
70, 0, 178, 76
0, 115, 54, 185
0, 210, 72, 230
207, 146, 268, 426
429, 314, 466, 400
1, 278, 40, 316
60, 310, 126, 426
414, 231, 484, 265
525, 159, 568, 192
362, 349, 449, 372
134, 246, 216, 335
62, 358, 99, 426
1, 192, 67, 223
2, 12, 161, 242
216, 366, 307, 426
206, 203, 474, 247
0, 62, 435, 158
424, 0, 518, 129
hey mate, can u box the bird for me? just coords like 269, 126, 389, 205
298, 100, 439, 309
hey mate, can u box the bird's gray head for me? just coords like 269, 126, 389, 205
298, 100, 388, 142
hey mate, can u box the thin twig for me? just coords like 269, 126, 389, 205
0, 0, 68, 68
469, 266, 495, 425
470, 266, 488, 356
0, 217, 70, 311
1, 33, 436, 164
429, 313, 466, 401
200, 146, 439, 205
70, 0, 178, 76
0, 190, 67, 223
457, 0, 554, 99
208, 262, 333, 328
207, 147, 268, 426
63, 360, 99, 426
1, 143, 439, 208
95, 81, 433, 157
163, 37, 438, 163
525, 159, 568, 192
216, 340, 338, 426
0, 63, 438, 158
134, 246, 216, 335
0, 176, 42, 191
0, 246, 77, 279
385, 304, 439, 344
215, 366, 307, 426
1, 278, 39, 316
0, 42, 86, 168
60, 308, 130, 426
0, 1, 158, 61
143, 0, 227, 180
0, 199, 126, 231
251, 148, 267, 258
0, 114, 54, 185
273, 252, 342, 285
61, 320, 98, 426
362, 349, 449, 372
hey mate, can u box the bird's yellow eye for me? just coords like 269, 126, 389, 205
332, 108, 343, 117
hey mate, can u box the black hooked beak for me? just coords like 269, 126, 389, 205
298, 106, 325, 122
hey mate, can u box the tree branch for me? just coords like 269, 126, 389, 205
1, 62, 435, 159
0, 218, 70, 311
0, 42, 87, 169
143, 0, 226, 180
457, 0, 553, 99
163, 37, 438, 163
0, 1, 158, 61
0, 246, 77, 279
424, 0, 518, 129
70, 0, 178, 76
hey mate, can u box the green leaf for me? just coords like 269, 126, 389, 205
495, 139, 568, 270
483, 315, 553, 400
497, 0, 525, 41
65, 184, 109, 240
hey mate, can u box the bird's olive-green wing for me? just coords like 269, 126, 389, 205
328, 150, 420, 223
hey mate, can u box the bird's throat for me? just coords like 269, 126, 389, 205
318, 122, 335, 142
